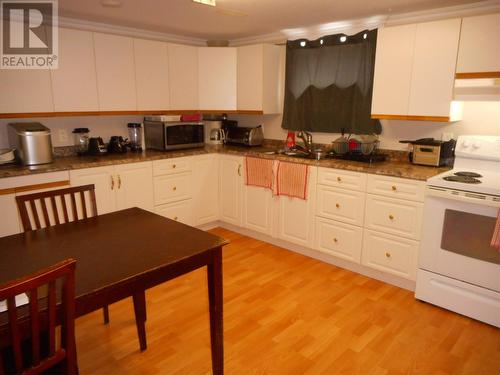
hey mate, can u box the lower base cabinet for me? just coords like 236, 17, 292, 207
243, 185, 275, 236
315, 217, 363, 263
192, 155, 219, 226
0, 193, 21, 237
155, 199, 193, 226
219, 155, 243, 226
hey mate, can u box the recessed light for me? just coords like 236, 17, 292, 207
340, 36, 347, 43
100, 0, 122, 8
320, 39, 324, 45
193, 0, 216, 6
300, 41, 306, 47
363, 33, 367, 39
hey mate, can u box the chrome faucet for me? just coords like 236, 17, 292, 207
297, 131, 313, 153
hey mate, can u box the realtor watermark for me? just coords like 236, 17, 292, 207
1, 0, 58, 69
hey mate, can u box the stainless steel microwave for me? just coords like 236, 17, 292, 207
143, 120, 204, 150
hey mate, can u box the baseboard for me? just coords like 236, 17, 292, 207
210, 221, 416, 292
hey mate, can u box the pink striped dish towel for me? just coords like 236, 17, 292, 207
276, 161, 309, 200
491, 209, 500, 250
245, 157, 274, 189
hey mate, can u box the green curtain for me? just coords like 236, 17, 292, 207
282, 29, 382, 134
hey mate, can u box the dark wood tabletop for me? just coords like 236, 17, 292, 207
0, 207, 228, 374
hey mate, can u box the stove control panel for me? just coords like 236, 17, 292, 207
455, 135, 500, 161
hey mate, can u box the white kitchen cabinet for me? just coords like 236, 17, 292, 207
243, 185, 275, 236
155, 200, 193, 226
278, 167, 317, 247
0, 193, 21, 237
198, 47, 237, 111
70, 162, 152, 214
192, 155, 219, 226
316, 185, 365, 227
315, 217, 363, 263
153, 172, 192, 205
134, 38, 170, 110
237, 44, 282, 113
115, 162, 154, 212
168, 43, 199, 110
366, 175, 425, 203
93, 33, 137, 111
372, 19, 462, 121
219, 155, 243, 226
457, 13, 500, 75
50, 28, 99, 112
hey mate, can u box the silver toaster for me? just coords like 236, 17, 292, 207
8, 123, 53, 165
225, 125, 264, 147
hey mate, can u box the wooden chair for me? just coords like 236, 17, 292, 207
15, 185, 148, 351
0, 259, 77, 375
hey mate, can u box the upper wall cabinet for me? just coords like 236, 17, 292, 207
134, 38, 170, 111
456, 13, 500, 77
50, 28, 99, 112
168, 43, 199, 110
198, 47, 237, 111
93, 33, 137, 111
237, 44, 283, 114
372, 18, 462, 122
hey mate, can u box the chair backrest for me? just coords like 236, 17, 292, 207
16, 184, 98, 232
0, 259, 76, 375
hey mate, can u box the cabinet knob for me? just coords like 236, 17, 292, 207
172, 164, 176, 169
173, 186, 177, 191
174, 216, 178, 221
391, 185, 397, 191
385, 252, 391, 258
389, 214, 394, 220
333, 238, 338, 243
335, 203, 340, 209
337, 177, 342, 182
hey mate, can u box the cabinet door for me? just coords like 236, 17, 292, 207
115, 162, 154, 212
50, 28, 99, 111
70, 166, 116, 215
315, 217, 363, 263
409, 18, 461, 117
278, 167, 317, 247
155, 200, 193, 226
0, 194, 21, 237
219, 156, 243, 225
243, 185, 274, 235
198, 47, 237, 110
457, 13, 500, 74
192, 155, 219, 225
237, 45, 263, 111
94, 33, 137, 110
134, 38, 170, 110
168, 43, 198, 110
371, 24, 416, 116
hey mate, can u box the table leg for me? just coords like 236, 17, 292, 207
132, 291, 147, 351
207, 247, 223, 375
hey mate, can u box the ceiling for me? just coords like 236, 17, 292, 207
58, 0, 483, 41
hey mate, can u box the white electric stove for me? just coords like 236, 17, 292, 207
416, 135, 500, 327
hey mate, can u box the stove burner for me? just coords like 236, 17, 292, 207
443, 175, 482, 184
454, 171, 483, 178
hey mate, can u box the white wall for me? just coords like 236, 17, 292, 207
0, 115, 142, 148
232, 101, 500, 150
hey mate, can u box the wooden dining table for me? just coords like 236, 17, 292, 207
0, 207, 228, 374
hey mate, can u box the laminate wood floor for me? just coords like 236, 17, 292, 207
76, 228, 500, 374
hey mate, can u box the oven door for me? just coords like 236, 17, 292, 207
164, 123, 204, 149
419, 189, 500, 292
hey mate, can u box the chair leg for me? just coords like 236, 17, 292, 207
103, 305, 110, 325
132, 291, 147, 352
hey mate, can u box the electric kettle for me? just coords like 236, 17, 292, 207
209, 128, 226, 145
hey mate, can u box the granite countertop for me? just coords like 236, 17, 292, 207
0, 145, 450, 181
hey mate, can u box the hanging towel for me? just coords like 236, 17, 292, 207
277, 161, 309, 200
245, 157, 274, 189
491, 209, 500, 250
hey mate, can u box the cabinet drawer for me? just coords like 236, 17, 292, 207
317, 168, 366, 192
153, 157, 192, 176
362, 229, 418, 280
315, 217, 363, 262
365, 194, 423, 240
316, 185, 365, 226
153, 172, 191, 205
155, 199, 193, 226
366, 175, 425, 202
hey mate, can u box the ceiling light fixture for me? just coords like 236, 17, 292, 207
192, 0, 216, 6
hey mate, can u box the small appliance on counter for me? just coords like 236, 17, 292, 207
225, 125, 264, 147
87, 137, 107, 156
107, 136, 128, 154
0, 148, 16, 165
399, 138, 456, 167
8, 122, 53, 165
127, 123, 143, 151
72, 128, 90, 155
144, 118, 204, 151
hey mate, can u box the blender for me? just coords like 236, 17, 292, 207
72, 128, 90, 155
127, 123, 143, 151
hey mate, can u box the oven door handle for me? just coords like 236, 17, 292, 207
426, 186, 500, 208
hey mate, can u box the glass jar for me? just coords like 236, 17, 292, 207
72, 128, 90, 155
127, 123, 142, 151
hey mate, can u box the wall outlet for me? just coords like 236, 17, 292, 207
58, 129, 69, 143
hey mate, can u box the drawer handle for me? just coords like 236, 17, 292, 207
391, 185, 397, 191
238, 164, 242, 177
389, 214, 394, 220
174, 216, 178, 221
172, 164, 176, 169
385, 252, 391, 258
333, 238, 338, 243
335, 203, 340, 209
173, 186, 177, 191
337, 177, 342, 182
110, 175, 115, 190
